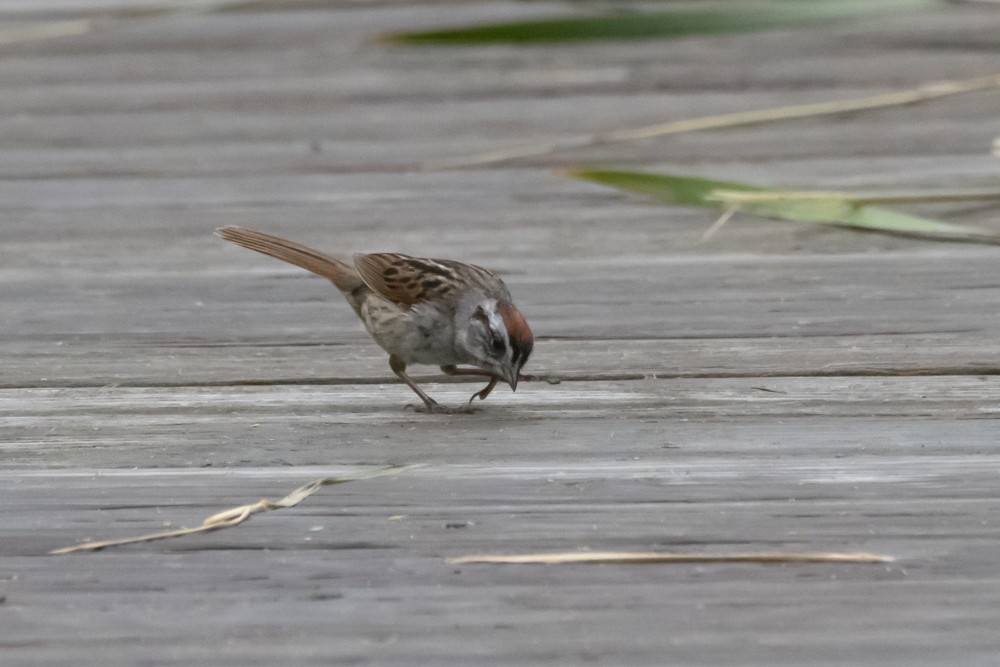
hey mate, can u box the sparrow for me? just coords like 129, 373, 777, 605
215, 226, 533, 413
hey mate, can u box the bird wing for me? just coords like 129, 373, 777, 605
353, 253, 468, 306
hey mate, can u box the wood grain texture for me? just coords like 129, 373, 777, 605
2, 1, 1000, 665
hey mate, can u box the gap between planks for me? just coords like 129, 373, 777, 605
2, 366, 998, 390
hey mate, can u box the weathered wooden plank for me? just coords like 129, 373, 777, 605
1, 4, 999, 182
4, 241, 1000, 336
2, 377, 998, 471
4, 333, 999, 390
3, 1, 1000, 665
3, 462, 1000, 665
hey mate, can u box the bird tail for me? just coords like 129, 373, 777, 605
215, 226, 364, 294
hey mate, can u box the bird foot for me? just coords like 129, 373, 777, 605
406, 402, 479, 415
518, 373, 560, 385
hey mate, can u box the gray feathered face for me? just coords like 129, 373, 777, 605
466, 301, 533, 390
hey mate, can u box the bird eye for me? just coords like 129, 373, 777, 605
491, 336, 505, 354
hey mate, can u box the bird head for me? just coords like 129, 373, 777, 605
463, 299, 533, 391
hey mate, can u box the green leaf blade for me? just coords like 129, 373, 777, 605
385, 0, 935, 45
565, 169, 768, 208
568, 169, 997, 243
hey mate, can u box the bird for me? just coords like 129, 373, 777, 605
215, 226, 533, 413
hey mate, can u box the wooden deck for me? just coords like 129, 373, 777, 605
3, 2, 1000, 664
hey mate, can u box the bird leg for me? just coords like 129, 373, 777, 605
389, 354, 448, 413
389, 357, 478, 413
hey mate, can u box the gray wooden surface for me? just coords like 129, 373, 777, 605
2, 2, 1000, 665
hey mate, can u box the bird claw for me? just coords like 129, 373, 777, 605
468, 378, 500, 405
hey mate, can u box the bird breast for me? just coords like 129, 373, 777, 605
358, 296, 462, 366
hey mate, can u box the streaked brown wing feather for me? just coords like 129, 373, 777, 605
353, 252, 513, 307
352, 253, 452, 306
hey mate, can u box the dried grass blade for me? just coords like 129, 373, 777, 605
609, 75, 1000, 142
425, 74, 1000, 170
708, 189, 1000, 207
448, 551, 895, 565
0, 20, 92, 46
50, 465, 420, 555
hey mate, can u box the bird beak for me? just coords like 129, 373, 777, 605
504, 366, 519, 392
